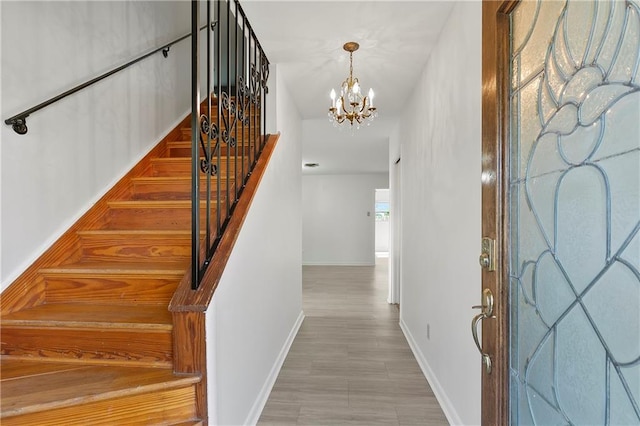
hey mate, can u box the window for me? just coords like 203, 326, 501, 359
375, 202, 389, 222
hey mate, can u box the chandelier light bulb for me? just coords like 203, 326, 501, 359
327, 41, 378, 128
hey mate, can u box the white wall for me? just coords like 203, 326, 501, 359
1, 1, 192, 290
206, 64, 303, 426
396, 2, 482, 425
302, 173, 389, 265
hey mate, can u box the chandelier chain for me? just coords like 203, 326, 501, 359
349, 52, 353, 82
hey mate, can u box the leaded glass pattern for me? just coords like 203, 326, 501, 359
509, 0, 640, 424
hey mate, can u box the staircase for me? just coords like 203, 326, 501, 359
0, 99, 260, 425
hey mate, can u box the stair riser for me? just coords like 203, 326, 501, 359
105, 207, 221, 231
1, 327, 172, 366
150, 159, 250, 177
43, 275, 180, 305
198, 105, 261, 115
78, 236, 191, 263
129, 179, 237, 201
167, 144, 255, 158
180, 127, 263, 140
1, 386, 197, 426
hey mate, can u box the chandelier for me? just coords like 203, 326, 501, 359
328, 42, 377, 127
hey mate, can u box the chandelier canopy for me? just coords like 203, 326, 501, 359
328, 42, 377, 127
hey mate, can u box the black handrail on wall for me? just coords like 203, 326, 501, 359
4, 22, 214, 135
190, 0, 270, 289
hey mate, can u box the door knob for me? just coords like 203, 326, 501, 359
472, 313, 492, 374
471, 288, 494, 374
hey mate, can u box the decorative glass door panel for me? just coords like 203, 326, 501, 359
509, 0, 640, 424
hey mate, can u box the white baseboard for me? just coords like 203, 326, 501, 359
400, 318, 463, 426
244, 310, 305, 426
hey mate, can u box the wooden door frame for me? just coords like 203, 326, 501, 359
481, 1, 519, 424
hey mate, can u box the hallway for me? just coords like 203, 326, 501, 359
258, 258, 449, 425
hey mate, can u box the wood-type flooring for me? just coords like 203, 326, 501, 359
258, 257, 449, 425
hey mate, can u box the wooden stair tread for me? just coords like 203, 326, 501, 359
151, 156, 241, 163
131, 176, 230, 183
168, 139, 256, 147
0, 358, 86, 380
0, 358, 199, 418
40, 267, 184, 278
108, 200, 209, 208
76, 229, 196, 237
1, 303, 172, 329
40, 261, 188, 275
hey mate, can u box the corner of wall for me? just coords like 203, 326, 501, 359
400, 318, 464, 425
243, 311, 304, 425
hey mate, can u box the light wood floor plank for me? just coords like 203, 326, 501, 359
258, 258, 449, 425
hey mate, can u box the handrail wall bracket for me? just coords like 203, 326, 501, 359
6, 117, 28, 135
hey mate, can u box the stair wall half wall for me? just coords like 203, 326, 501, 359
205, 68, 303, 426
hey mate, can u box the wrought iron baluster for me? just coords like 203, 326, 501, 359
240, 11, 247, 188
234, 2, 239, 202
205, 0, 213, 257
190, 0, 201, 289
226, 0, 232, 219
252, 36, 258, 165
215, 0, 222, 251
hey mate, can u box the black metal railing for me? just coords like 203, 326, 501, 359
190, 0, 269, 289
4, 23, 214, 135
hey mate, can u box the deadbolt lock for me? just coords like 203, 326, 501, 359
479, 237, 496, 271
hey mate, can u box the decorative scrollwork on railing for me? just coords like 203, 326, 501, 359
260, 53, 270, 94
199, 114, 218, 176
250, 63, 260, 105
220, 92, 237, 147
237, 76, 250, 126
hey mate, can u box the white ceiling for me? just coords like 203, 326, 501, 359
241, 1, 455, 174
301, 117, 397, 175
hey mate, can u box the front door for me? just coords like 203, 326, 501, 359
480, 0, 640, 424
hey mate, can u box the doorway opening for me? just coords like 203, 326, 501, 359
374, 188, 390, 259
